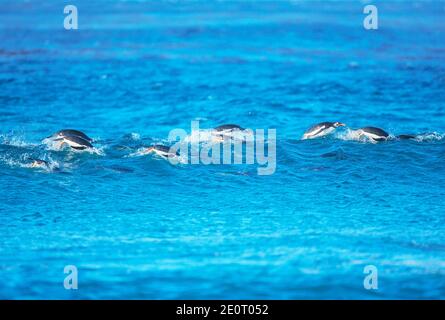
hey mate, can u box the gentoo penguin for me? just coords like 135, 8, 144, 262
396, 134, 417, 140
214, 124, 245, 132
212, 124, 246, 142
53, 135, 93, 150
46, 129, 94, 150
356, 127, 389, 142
28, 158, 50, 169
302, 122, 345, 140
48, 129, 93, 142
141, 145, 179, 158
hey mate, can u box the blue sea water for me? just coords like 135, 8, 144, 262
1, 0, 445, 299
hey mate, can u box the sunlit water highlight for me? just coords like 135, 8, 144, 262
0, 1, 444, 299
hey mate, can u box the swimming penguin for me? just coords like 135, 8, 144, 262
53, 134, 94, 150
141, 145, 179, 158
302, 122, 345, 140
48, 129, 93, 142
356, 127, 389, 142
214, 124, 245, 132
46, 129, 94, 150
28, 158, 50, 169
397, 134, 417, 140
212, 124, 248, 142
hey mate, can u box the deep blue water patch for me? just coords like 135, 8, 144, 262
0, 1, 444, 299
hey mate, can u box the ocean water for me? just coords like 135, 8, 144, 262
1, 0, 445, 299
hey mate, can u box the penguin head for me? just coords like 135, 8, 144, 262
333, 122, 346, 128
30, 159, 48, 168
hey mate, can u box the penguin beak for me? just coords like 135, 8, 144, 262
338, 123, 346, 127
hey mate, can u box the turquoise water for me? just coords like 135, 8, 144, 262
1, 1, 445, 299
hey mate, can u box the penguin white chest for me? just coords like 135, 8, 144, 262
303, 126, 334, 139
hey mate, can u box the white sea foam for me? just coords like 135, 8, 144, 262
413, 132, 444, 142
0, 153, 60, 172
84, 146, 106, 156
336, 129, 373, 143
182, 129, 214, 143
126, 132, 140, 141
42, 138, 63, 151
182, 129, 255, 143
0, 134, 37, 148
42, 137, 105, 155
126, 147, 152, 158
126, 147, 187, 163
0, 154, 22, 168
336, 129, 444, 143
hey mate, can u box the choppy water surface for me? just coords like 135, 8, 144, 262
1, 1, 444, 299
